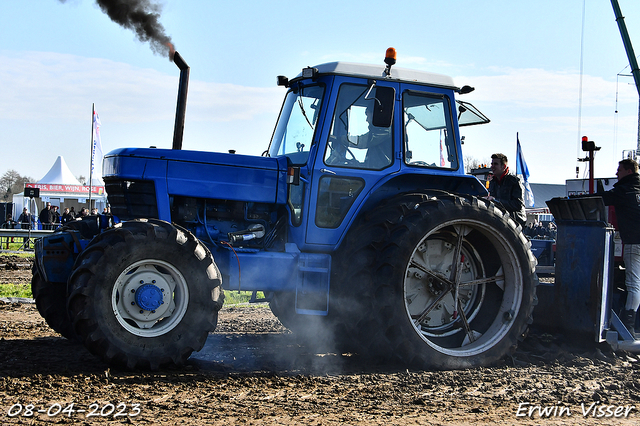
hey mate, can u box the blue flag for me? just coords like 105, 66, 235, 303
516, 133, 535, 208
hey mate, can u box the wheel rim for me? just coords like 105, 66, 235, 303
111, 259, 189, 337
404, 219, 523, 357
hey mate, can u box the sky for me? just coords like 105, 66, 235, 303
1, 0, 640, 185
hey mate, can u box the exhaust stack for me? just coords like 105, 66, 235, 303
172, 51, 190, 150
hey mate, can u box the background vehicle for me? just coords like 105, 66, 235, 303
33, 49, 538, 370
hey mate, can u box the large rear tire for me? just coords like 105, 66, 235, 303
268, 292, 299, 332
31, 266, 76, 340
333, 193, 537, 369
30, 218, 102, 340
67, 219, 224, 370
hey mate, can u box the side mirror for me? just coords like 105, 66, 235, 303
458, 104, 467, 120
459, 85, 475, 95
372, 86, 395, 128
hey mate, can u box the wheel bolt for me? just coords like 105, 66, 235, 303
151, 310, 156, 314
140, 280, 144, 284
139, 310, 144, 314
131, 302, 135, 305
131, 289, 135, 293
152, 280, 156, 284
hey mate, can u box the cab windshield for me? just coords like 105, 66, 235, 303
268, 84, 325, 165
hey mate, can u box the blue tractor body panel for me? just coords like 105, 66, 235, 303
104, 147, 289, 210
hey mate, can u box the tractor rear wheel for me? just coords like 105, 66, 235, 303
30, 218, 103, 340
31, 266, 76, 340
333, 193, 537, 369
67, 219, 224, 370
268, 292, 299, 331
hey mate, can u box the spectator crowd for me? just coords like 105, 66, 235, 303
523, 221, 557, 240
1, 204, 109, 230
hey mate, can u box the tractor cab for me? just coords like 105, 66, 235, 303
268, 51, 490, 251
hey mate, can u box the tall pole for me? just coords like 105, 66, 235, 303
89, 103, 94, 211
611, 0, 640, 153
588, 149, 595, 194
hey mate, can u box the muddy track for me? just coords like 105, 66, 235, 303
1, 256, 640, 424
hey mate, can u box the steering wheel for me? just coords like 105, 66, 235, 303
409, 161, 434, 167
327, 136, 359, 166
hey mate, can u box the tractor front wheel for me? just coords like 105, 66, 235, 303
67, 219, 224, 370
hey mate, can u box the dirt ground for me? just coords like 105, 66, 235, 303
2, 255, 640, 425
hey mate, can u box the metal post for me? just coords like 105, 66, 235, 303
89, 103, 94, 211
578, 136, 600, 194
589, 149, 595, 194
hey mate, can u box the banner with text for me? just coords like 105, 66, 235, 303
25, 183, 105, 195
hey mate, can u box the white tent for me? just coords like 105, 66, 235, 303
20, 156, 107, 219
38, 156, 82, 185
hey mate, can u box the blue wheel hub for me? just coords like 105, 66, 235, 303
135, 284, 164, 311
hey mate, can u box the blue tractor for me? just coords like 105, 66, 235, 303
32, 49, 538, 370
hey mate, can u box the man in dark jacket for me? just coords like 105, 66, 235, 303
61, 208, 73, 224
486, 153, 526, 227
600, 158, 640, 336
17, 207, 34, 229
39, 202, 53, 230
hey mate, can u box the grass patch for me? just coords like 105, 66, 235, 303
223, 290, 267, 306
0, 285, 266, 305
0, 284, 32, 298
0, 251, 34, 258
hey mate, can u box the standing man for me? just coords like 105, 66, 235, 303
18, 207, 34, 229
485, 153, 526, 227
52, 206, 61, 227
2, 214, 16, 229
17, 207, 34, 246
39, 202, 53, 230
600, 158, 640, 336
61, 208, 73, 224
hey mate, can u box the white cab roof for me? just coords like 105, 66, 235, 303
301, 62, 457, 89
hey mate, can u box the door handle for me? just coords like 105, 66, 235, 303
319, 168, 337, 175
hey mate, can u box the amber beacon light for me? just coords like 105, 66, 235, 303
385, 47, 397, 65
384, 47, 397, 76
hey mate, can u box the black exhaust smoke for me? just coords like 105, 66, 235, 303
95, 0, 174, 59
60, 0, 188, 148
60, 0, 175, 60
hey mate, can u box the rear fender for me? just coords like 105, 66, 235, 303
363, 173, 488, 210
327, 173, 488, 251
35, 231, 89, 283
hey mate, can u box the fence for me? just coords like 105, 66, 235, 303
0, 229, 55, 251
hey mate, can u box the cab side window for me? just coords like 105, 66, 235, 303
324, 84, 394, 170
403, 92, 458, 169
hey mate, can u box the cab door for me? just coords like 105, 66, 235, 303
303, 77, 400, 248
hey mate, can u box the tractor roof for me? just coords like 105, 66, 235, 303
298, 61, 458, 90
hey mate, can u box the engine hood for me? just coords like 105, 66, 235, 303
103, 147, 289, 205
